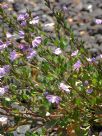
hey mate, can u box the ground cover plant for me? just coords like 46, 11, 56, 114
0, 0, 102, 135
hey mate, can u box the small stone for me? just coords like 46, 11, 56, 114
16, 125, 31, 134
43, 23, 55, 32
0, 116, 8, 126
0, 134, 4, 136
80, 31, 87, 35
99, 132, 102, 136
67, 17, 73, 24
37, 121, 43, 125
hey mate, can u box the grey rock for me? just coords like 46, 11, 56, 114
99, 132, 102, 136
13, 2, 24, 12
16, 124, 31, 134
41, 15, 54, 23
87, 26, 102, 36
92, 8, 102, 17
81, 4, 93, 12
11, 102, 25, 112
95, 34, 102, 45
37, 121, 43, 125
0, 108, 7, 114
0, 0, 3, 2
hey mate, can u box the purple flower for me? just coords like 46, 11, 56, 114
86, 88, 93, 94
3, 65, 10, 73
0, 68, 6, 78
6, 41, 11, 46
20, 21, 27, 27
0, 65, 10, 78
83, 80, 89, 86
18, 31, 25, 38
43, 91, 49, 96
10, 50, 18, 61
29, 16, 39, 25
10, 50, 22, 61
95, 19, 102, 25
17, 13, 29, 21
86, 57, 96, 63
73, 60, 82, 71
0, 86, 9, 96
1, 4, 8, 9
26, 48, 37, 60
62, 5, 68, 11
0, 41, 7, 50
18, 43, 28, 51
32, 36, 42, 48
71, 50, 79, 56
59, 82, 71, 93
6, 32, 13, 39
46, 95, 61, 104
53, 48, 62, 55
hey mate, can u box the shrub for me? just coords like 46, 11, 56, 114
0, 0, 102, 135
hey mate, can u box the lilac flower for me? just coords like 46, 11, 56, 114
1, 4, 8, 9
59, 82, 71, 93
17, 13, 29, 21
29, 16, 39, 25
18, 43, 28, 51
100, 54, 102, 58
0, 68, 6, 78
10, 50, 18, 61
0, 86, 9, 96
18, 31, 25, 38
0, 65, 10, 78
10, 50, 22, 61
63, 5, 68, 11
43, 91, 49, 96
46, 95, 61, 104
86, 88, 93, 94
73, 60, 82, 71
6, 32, 13, 39
6, 41, 11, 46
83, 80, 89, 86
26, 48, 37, 60
53, 48, 62, 55
20, 21, 27, 27
0, 41, 7, 50
0, 116, 8, 126
95, 19, 102, 25
86, 57, 96, 63
32, 36, 42, 48
3, 65, 10, 73
71, 50, 79, 56
0, 41, 4, 49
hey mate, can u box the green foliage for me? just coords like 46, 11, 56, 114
0, 0, 102, 135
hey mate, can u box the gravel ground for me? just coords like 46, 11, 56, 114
0, 0, 102, 135
0, 0, 102, 57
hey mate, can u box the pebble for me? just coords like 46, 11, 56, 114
0, 0, 3, 2
16, 125, 31, 134
99, 132, 102, 136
